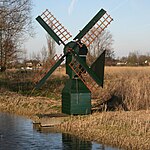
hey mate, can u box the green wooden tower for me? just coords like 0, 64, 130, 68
34, 9, 113, 115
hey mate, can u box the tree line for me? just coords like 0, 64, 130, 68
0, 0, 115, 71
118, 52, 150, 66
0, 1, 149, 71
0, 0, 32, 71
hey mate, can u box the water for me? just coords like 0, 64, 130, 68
0, 113, 120, 150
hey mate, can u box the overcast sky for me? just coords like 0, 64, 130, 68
24, 0, 150, 58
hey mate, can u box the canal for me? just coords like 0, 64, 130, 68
0, 113, 120, 150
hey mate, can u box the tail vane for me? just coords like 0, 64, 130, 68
91, 50, 106, 88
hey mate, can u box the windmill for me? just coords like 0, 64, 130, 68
34, 9, 113, 115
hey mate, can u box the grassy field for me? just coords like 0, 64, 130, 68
0, 66, 149, 111
0, 66, 150, 149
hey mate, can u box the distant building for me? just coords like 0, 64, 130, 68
23, 60, 42, 70
116, 62, 127, 66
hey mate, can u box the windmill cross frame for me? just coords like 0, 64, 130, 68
34, 8, 113, 115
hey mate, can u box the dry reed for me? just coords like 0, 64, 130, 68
94, 66, 150, 111
0, 67, 150, 149
59, 111, 150, 150
0, 89, 61, 119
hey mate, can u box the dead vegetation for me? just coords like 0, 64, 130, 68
0, 89, 61, 119
93, 66, 150, 111
59, 111, 150, 150
0, 66, 150, 149
1, 66, 149, 111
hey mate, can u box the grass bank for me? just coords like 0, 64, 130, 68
0, 89, 61, 119
59, 111, 150, 150
0, 67, 150, 149
0, 90, 149, 149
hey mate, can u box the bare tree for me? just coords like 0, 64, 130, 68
87, 30, 114, 65
40, 46, 48, 63
0, 0, 33, 71
127, 51, 139, 65
46, 34, 56, 59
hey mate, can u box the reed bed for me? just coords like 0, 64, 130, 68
94, 66, 150, 111
0, 67, 150, 149
59, 111, 150, 150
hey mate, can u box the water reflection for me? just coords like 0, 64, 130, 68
0, 113, 120, 150
62, 133, 92, 150
34, 124, 120, 150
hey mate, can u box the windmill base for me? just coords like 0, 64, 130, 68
62, 79, 91, 115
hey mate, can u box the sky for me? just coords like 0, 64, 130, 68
24, 0, 150, 58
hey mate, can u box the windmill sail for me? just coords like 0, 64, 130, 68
73, 9, 113, 47
35, 53, 67, 90
69, 49, 104, 92
33, 54, 63, 84
36, 9, 72, 46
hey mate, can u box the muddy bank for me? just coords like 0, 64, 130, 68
0, 90, 149, 150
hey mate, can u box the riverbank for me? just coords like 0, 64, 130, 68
0, 89, 149, 150
59, 111, 150, 150
0, 89, 61, 119
0, 67, 150, 149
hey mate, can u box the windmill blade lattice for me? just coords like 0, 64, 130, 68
69, 59, 99, 92
40, 9, 72, 45
33, 54, 62, 84
81, 12, 113, 47
34, 53, 68, 90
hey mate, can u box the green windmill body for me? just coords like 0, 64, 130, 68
34, 9, 113, 115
